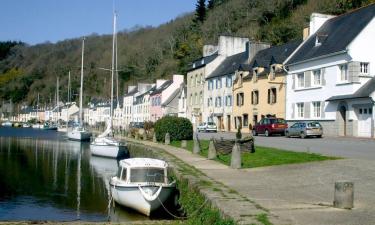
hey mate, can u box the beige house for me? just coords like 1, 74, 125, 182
233, 41, 301, 133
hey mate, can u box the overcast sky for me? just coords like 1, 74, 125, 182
0, 0, 196, 45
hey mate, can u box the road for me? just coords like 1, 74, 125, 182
196, 131, 375, 160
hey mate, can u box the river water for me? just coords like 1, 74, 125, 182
0, 127, 149, 222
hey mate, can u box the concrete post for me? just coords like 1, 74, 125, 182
181, 140, 187, 148
230, 142, 241, 169
165, 133, 170, 145
153, 133, 157, 143
193, 139, 200, 154
208, 139, 217, 160
334, 181, 354, 209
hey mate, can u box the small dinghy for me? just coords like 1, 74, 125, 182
110, 158, 176, 216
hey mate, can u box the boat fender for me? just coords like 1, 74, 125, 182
138, 185, 163, 201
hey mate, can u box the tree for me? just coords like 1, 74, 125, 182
207, 0, 215, 9
195, 0, 207, 23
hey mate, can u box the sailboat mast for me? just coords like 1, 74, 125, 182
68, 71, 71, 103
57, 77, 59, 124
67, 71, 71, 130
110, 12, 117, 127
115, 27, 119, 105
79, 38, 85, 125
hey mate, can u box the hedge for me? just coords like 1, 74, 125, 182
154, 116, 193, 142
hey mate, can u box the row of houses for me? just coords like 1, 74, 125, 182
8, 5, 375, 138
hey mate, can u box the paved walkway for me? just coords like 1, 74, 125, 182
127, 138, 375, 225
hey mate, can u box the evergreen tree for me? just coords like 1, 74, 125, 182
207, 0, 215, 9
195, 0, 206, 23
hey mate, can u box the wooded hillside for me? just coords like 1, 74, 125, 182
0, 0, 373, 106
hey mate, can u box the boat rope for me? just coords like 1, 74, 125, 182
157, 195, 209, 219
138, 185, 163, 201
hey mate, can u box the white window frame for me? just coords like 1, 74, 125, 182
312, 101, 321, 118
297, 73, 305, 88
360, 62, 369, 74
339, 64, 348, 82
296, 103, 304, 118
313, 69, 321, 86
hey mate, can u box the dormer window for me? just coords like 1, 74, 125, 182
193, 63, 196, 68
201, 59, 204, 64
315, 34, 327, 46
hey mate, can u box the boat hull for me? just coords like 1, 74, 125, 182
68, 130, 92, 141
110, 185, 174, 216
90, 144, 128, 158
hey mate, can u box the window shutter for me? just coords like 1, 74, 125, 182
292, 74, 295, 89
267, 89, 270, 104
305, 71, 312, 87
251, 91, 254, 105
321, 68, 326, 86
321, 101, 325, 118
304, 102, 310, 118
348, 61, 360, 82
291, 103, 295, 119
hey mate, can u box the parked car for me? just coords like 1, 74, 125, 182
285, 121, 323, 138
197, 122, 217, 132
252, 117, 287, 137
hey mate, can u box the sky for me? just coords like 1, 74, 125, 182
0, 0, 196, 45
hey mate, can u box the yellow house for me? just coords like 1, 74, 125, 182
232, 41, 301, 133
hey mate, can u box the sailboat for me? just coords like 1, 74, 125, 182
58, 71, 71, 132
67, 38, 92, 141
90, 12, 128, 159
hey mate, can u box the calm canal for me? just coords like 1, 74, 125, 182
0, 127, 149, 222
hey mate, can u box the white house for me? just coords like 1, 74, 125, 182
132, 83, 154, 124
178, 85, 187, 118
122, 85, 138, 129
284, 5, 375, 138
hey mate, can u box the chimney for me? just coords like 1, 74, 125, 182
218, 35, 249, 57
203, 45, 218, 57
246, 42, 270, 63
309, 13, 335, 37
127, 86, 136, 93
303, 27, 310, 41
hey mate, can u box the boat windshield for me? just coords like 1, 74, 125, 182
130, 168, 165, 183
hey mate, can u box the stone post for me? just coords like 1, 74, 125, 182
181, 140, 187, 148
334, 181, 354, 209
207, 138, 217, 160
153, 133, 157, 143
165, 133, 170, 145
230, 141, 241, 169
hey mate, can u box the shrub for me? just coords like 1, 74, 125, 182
154, 116, 193, 142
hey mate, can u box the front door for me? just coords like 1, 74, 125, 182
227, 115, 231, 131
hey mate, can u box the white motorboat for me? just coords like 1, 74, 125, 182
67, 38, 92, 141
22, 123, 32, 128
110, 158, 176, 216
32, 123, 42, 129
68, 126, 92, 141
1, 121, 13, 127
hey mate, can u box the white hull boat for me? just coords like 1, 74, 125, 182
68, 127, 92, 141
90, 136, 128, 158
57, 126, 67, 132
1, 121, 13, 127
110, 158, 175, 216
32, 124, 42, 129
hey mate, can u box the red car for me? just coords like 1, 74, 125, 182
252, 117, 288, 137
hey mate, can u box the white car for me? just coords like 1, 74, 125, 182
197, 122, 217, 132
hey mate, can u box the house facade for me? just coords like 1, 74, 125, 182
285, 6, 375, 138
177, 85, 187, 118
123, 86, 138, 129
232, 41, 301, 133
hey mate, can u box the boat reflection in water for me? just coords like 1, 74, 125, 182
0, 134, 149, 222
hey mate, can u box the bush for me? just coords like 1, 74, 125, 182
154, 116, 193, 142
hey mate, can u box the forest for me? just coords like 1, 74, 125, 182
0, 0, 373, 107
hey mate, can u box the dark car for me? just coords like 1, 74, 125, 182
252, 117, 288, 137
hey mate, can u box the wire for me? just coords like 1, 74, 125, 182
157, 196, 209, 219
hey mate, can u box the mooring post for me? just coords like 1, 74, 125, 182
181, 140, 187, 148
153, 133, 157, 143
208, 138, 217, 160
230, 141, 241, 169
165, 133, 170, 145
334, 181, 354, 209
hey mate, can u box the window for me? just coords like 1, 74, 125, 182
297, 103, 304, 118
313, 69, 321, 86
190, 94, 193, 105
216, 79, 222, 89
121, 168, 127, 181
339, 64, 348, 81
195, 75, 198, 86
226, 95, 232, 106
312, 102, 321, 118
130, 168, 164, 183
243, 114, 248, 127
208, 97, 213, 107
267, 88, 277, 104
226, 76, 232, 87
236, 93, 244, 106
200, 92, 203, 104
215, 97, 222, 107
360, 63, 369, 74
297, 73, 304, 88
251, 90, 259, 105
195, 93, 198, 104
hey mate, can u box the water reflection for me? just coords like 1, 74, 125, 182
0, 131, 148, 222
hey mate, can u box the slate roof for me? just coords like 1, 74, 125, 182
162, 88, 181, 107
187, 52, 219, 72
326, 77, 375, 101
250, 40, 302, 69
206, 52, 248, 79
286, 4, 375, 65
124, 87, 138, 97
150, 80, 172, 95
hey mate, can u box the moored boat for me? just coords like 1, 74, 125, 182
68, 126, 92, 141
1, 121, 13, 127
110, 158, 175, 216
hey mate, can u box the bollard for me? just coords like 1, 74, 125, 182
153, 133, 157, 143
165, 133, 170, 145
230, 141, 241, 169
193, 139, 200, 154
334, 181, 354, 209
181, 140, 187, 148
207, 138, 217, 160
